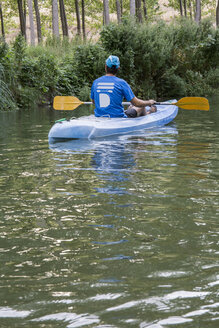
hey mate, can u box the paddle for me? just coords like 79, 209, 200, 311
53, 96, 209, 111
53, 96, 130, 111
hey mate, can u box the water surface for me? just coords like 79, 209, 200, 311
0, 96, 218, 327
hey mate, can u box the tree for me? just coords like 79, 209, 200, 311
130, 0, 135, 16
27, 0, 35, 45
0, 1, 5, 39
195, 0, 201, 23
179, 0, 183, 15
17, 0, 26, 39
59, 0, 68, 37
142, 0, 148, 20
188, 0, 193, 19
33, 0, 42, 43
103, 0, 110, 25
120, 0, 123, 15
75, 0, 81, 35
216, 0, 219, 27
116, 0, 122, 23
183, 0, 187, 16
52, 0, 59, 37
81, 0, 86, 39
136, 0, 142, 22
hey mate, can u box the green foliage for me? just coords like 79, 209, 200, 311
184, 70, 212, 96
0, 38, 9, 59
167, 0, 217, 17
100, 19, 137, 85
0, 19, 218, 111
12, 34, 27, 66
78, 84, 91, 101
0, 63, 17, 111
99, 18, 219, 98
158, 67, 187, 98
56, 55, 79, 96
73, 43, 107, 83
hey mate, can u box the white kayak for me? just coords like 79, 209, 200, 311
48, 101, 178, 141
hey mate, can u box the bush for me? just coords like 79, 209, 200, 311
100, 18, 219, 99
0, 19, 218, 111
74, 43, 107, 84
55, 55, 79, 96
0, 63, 17, 111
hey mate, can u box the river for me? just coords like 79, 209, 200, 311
0, 96, 218, 327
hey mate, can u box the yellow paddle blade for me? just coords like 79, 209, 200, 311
174, 97, 209, 111
53, 96, 84, 110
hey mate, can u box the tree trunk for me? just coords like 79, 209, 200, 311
179, 0, 183, 16
195, 0, 201, 23
142, 0, 147, 20
130, 0, 135, 16
0, 1, 5, 39
103, 0, 110, 25
33, 0, 42, 43
17, 0, 26, 39
75, 0, 81, 35
188, 0, 192, 19
136, 0, 142, 22
27, 0, 35, 45
59, 0, 68, 37
216, 0, 219, 27
52, 0, 59, 37
183, 0, 187, 17
116, 0, 121, 23
81, 0, 86, 40
24, 0, 27, 29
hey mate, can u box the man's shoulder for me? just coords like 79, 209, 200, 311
93, 76, 105, 83
117, 78, 132, 91
114, 76, 130, 87
93, 75, 129, 87
114, 76, 126, 82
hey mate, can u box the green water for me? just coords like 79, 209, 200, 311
0, 96, 218, 328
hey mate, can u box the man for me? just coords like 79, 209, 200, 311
91, 55, 156, 118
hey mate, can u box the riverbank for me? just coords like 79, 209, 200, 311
0, 18, 218, 111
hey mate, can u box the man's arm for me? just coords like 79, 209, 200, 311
131, 96, 155, 107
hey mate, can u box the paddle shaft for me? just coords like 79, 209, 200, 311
83, 101, 131, 105
53, 96, 209, 111
155, 102, 175, 105
84, 101, 176, 106
82, 99, 209, 110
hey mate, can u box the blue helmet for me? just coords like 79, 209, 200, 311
106, 55, 120, 68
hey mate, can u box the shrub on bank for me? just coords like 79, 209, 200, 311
0, 18, 218, 110
100, 18, 219, 99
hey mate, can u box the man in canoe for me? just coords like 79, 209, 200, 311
91, 55, 156, 118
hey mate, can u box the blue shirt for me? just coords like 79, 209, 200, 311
90, 75, 135, 117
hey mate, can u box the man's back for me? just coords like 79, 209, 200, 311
91, 75, 134, 118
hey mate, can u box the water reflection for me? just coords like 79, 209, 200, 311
48, 126, 179, 268
49, 126, 178, 154
2, 100, 219, 328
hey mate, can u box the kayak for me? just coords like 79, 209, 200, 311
48, 101, 178, 141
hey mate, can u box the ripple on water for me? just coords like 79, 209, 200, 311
0, 102, 219, 327
32, 312, 100, 327
0, 307, 31, 318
